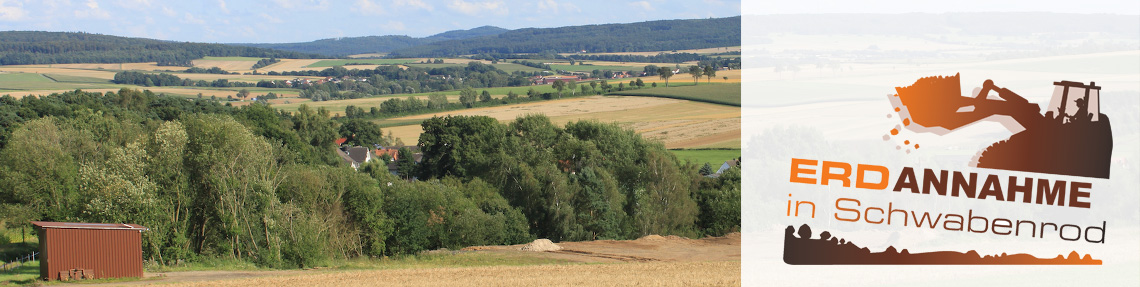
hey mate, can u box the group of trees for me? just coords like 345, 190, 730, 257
183, 67, 235, 75
251, 58, 280, 70
297, 62, 531, 101
414, 115, 740, 241
0, 87, 739, 269
656, 65, 722, 87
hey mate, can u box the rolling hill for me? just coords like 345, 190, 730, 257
0, 31, 321, 66
234, 26, 509, 57
387, 17, 742, 58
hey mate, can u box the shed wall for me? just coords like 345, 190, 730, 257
40, 228, 144, 280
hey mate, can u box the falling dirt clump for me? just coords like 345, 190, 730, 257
520, 239, 562, 252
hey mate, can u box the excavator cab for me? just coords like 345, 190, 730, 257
1045, 81, 1101, 124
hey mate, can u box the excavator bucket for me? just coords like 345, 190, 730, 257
890, 73, 988, 131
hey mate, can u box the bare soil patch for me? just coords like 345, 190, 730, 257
121, 233, 739, 287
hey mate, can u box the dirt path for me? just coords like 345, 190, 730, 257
81, 233, 739, 286
158, 261, 739, 287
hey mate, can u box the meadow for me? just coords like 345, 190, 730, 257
608, 83, 741, 106
669, 149, 741, 166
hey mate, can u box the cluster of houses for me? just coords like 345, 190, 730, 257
334, 138, 422, 176
282, 76, 373, 87
530, 71, 639, 85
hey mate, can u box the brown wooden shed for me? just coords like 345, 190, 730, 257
31, 221, 148, 281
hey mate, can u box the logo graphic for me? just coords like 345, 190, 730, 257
783, 224, 1102, 265
886, 73, 1113, 178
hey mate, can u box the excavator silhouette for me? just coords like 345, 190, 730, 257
891, 73, 1112, 179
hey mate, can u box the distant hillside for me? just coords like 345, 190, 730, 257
0, 31, 321, 66
237, 26, 509, 57
388, 17, 742, 58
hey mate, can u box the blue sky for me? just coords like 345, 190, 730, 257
0, 0, 740, 43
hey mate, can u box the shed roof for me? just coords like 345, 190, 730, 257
31, 221, 148, 231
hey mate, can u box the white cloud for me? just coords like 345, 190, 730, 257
217, 0, 229, 13
74, 0, 111, 19
448, 0, 506, 16
355, 0, 384, 15
630, 1, 654, 11
116, 0, 151, 9
394, 0, 432, 11
161, 6, 175, 17
536, 0, 579, 14
0, 0, 27, 21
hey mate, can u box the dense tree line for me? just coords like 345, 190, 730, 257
510, 60, 552, 70
0, 31, 319, 65
183, 67, 235, 74
471, 52, 562, 61
251, 58, 280, 70
112, 71, 256, 88
387, 17, 742, 58
297, 62, 531, 101
0, 88, 738, 268
567, 53, 711, 64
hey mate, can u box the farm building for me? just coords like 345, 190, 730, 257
31, 221, 148, 281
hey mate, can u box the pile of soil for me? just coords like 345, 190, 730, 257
520, 239, 562, 252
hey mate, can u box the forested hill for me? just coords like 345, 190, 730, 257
235, 26, 509, 57
387, 17, 741, 58
0, 31, 321, 66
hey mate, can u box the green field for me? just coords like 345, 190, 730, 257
273, 84, 570, 114
607, 83, 740, 106
0, 73, 104, 90
0, 260, 39, 285
492, 63, 547, 73
200, 56, 266, 61
308, 59, 419, 67
670, 149, 740, 166
43, 74, 112, 84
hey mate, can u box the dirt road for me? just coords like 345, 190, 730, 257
71, 233, 739, 286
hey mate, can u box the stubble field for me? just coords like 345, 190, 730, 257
377, 95, 740, 149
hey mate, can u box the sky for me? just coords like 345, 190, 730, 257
0, 0, 740, 43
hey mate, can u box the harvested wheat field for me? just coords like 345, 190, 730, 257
192, 59, 259, 71
0, 66, 121, 79
253, 59, 325, 73
112, 233, 738, 286
0, 88, 120, 98
381, 95, 740, 149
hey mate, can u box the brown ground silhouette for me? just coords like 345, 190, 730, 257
783, 224, 1102, 265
